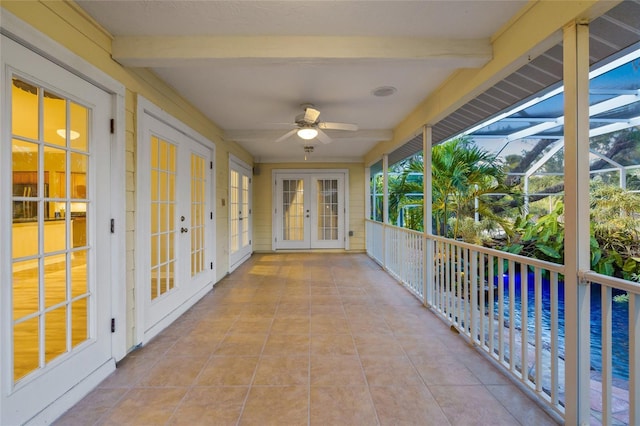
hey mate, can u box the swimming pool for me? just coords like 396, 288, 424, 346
496, 272, 629, 380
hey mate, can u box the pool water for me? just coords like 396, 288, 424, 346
495, 272, 629, 380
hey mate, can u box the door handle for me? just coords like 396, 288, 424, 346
181, 227, 188, 233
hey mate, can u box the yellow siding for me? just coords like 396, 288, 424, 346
252, 162, 366, 252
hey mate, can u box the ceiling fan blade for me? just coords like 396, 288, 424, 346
316, 129, 332, 144
318, 122, 359, 131
274, 128, 298, 143
304, 107, 321, 124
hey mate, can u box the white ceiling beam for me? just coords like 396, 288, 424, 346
225, 129, 393, 142
112, 36, 492, 68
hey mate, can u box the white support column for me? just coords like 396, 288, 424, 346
423, 126, 433, 306
365, 166, 371, 220
563, 21, 591, 425
383, 154, 389, 225
383, 154, 389, 269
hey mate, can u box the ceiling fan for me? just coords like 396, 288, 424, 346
275, 104, 358, 144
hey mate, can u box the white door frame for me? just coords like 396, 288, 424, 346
229, 154, 253, 272
0, 10, 125, 425
272, 169, 350, 251
135, 96, 216, 345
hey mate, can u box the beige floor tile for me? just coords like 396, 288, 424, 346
253, 356, 309, 385
98, 387, 187, 426
54, 388, 127, 426
310, 355, 367, 386
360, 355, 424, 387
97, 355, 157, 389
354, 334, 406, 357
310, 334, 357, 356
370, 385, 451, 426
196, 356, 259, 386
240, 386, 308, 426
214, 333, 267, 355
262, 334, 309, 356
310, 386, 378, 425
138, 355, 208, 387
310, 316, 351, 334
165, 332, 222, 357
228, 317, 273, 334
270, 317, 310, 334
486, 384, 559, 426
430, 384, 520, 425
168, 386, 248, 426
411, 356, 482, 386
57, 253, 558, 426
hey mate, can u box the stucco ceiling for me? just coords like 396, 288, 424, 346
76, 0, 529, 163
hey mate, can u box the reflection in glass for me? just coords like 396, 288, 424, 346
43, 90, 66, 146
12, 79, 38, 140
72, 298, 88, 348
150, 137, 177, 300
14, 318, 39, 381
70, 102, 88, 152
191, 154, 206, 277
11, 75, 92, 383
282, 179, 304, 241
45, 308, 67, 362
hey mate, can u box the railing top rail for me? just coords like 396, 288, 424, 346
365, 219, 565, 273
430, 234, 565, 274
365, 219, 424, 238
581, 269, 640, 294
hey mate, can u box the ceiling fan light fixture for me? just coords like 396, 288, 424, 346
297, 128, 318, 140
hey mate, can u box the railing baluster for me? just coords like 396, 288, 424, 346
550, 272, 559, 407
601, 285, 612, 426
631, 293, 640, 425
479, 253, 486, 348
535, 267, 542, 394
498, 256, 505, 364
509, 260, 516, 373
471, 249, 478, 344
521, 262, 528, 383
489, 255, 495, 359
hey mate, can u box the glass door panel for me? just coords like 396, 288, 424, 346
229, 159, 252, 271
10, 76, 92, 382
282, 179, 306, 242
191, 153, 206, 277
149, 136, 177, 300
316, 178, 339, 241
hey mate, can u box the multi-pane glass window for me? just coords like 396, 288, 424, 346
316, 179, 338, 240
191, 154, 206, 276
282, 179, 305, 241
11, 77, 90, 382
149, 136, 176, 299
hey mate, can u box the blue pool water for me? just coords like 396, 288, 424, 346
495, 272, 629, 380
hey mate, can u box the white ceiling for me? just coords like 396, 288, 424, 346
77, 0, 529, 163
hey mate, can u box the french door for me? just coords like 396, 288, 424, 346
137, 108, 214, 343
1, 36, 113, 425
229, 156, 252, 271
274, 172, 345, 250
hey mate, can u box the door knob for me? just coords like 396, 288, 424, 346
181, 227, 188, 233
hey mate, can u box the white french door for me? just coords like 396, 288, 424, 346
1, 36, 113, 425
137, 107, 214, 343
229, 156, 252, 271
274, 171, 346, 250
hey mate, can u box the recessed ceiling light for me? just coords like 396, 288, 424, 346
372, 86, 397, 97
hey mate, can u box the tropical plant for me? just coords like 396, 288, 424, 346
431, 137, 510, 238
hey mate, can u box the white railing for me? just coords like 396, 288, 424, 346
365, 219, 640, 424
580, 270, 639, 425
431, 234, 566, 418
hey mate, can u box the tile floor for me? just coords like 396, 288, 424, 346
55, 253, 559, 425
